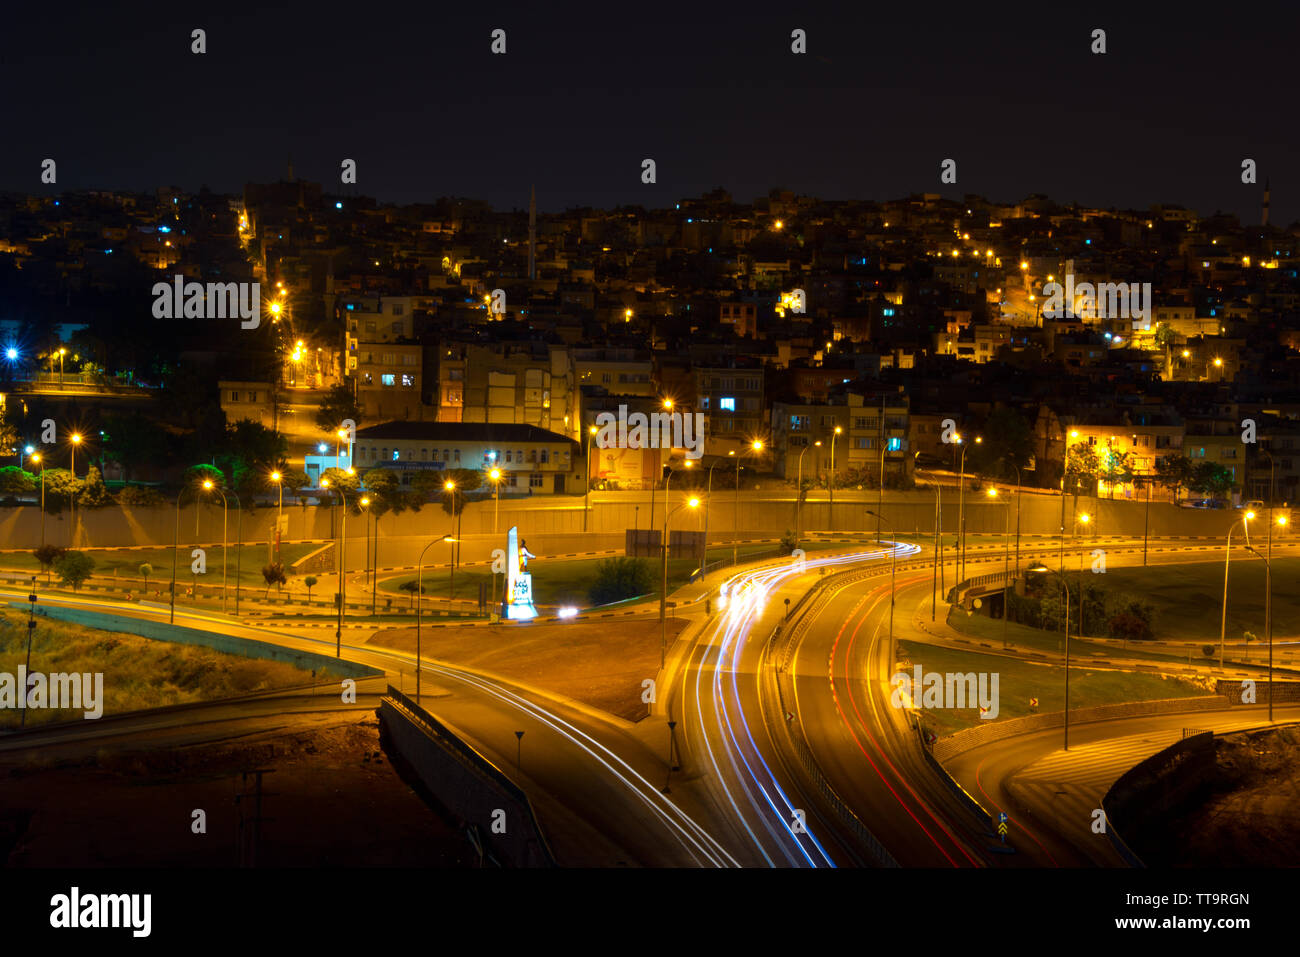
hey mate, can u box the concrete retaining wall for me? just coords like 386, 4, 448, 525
378, 687, 555, 867
18, 603, 382, 680
1214, 678, 1300, 704
932, 696, 1232, 763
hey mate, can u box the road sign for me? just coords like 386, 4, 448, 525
997, 812, 1008, 842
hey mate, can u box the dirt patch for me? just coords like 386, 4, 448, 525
0, 713, 468, 867
365, 618, 688, 721
1131, 726, 1300, 866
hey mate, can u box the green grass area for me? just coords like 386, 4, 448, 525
0, 543, 320, 589
1100, 558, 1300, 643
946, 608, 1203, 667
0, 607, 335, 729
896, 638, 1208, 736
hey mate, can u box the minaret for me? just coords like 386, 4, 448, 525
1262, 178, 1271, 227
528, 185, 537, 280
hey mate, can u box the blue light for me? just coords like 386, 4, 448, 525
5, 348, 17, 360
54, 201, 59, 206
687, 218, 693, 223
336, 202, 343, 209
158, 226, 171, 233
318, 443, 328, 453
105, 249, 112, 254
1085, 239, 1091, 245
24, 445, 33, 454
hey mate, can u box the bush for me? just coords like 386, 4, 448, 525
53, 550, 96, 591
118, 485, 166, 507
261, 562, 286, 597
34, 544, 66, 580
588, 557, 654, 606
779, 530, 798, 555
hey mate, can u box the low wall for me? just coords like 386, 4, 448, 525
1214, 678, 1300, 704
378, 686, 555, 868
18, 603, 382, 680
932, 696, 1232, 763
1102, 731, 1217, 867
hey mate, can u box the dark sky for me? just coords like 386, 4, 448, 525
3, 1, 1298, 222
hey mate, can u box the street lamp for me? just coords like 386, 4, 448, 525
322, 477, 356, 657
584, 424, 599, 532
1219, 511, 1255, 670
795, 440, 822, 549
1059, 428, 1080, 574
414, 536, 452, 705
69, 432, 82, 547
955, 434, 980, 582
828, 425, 843, 524
269, 471, 284, 562
204, 480, 230, 614
865, 509, 898, 669
489, 466, 503, 535
661, 496, 701, 667
169, 479, 208, 623
444, 480, 461, 604
1242, 513, 1281, 722
733, 440, 763, 564
31, 453, 45, 548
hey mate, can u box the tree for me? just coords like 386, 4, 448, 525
139, 563, 152, 590
304, 575, 318, 603
1097, 447, 1134, 499
1189, 461, 1235, 499
34, 544, 66, 583
0, 466, 36, 497
1063, 441, 1100, 497
588, 557, 654, 606
1154, 454, 1194, 503
412, 469, 448, 504
54, 550, 95, 591
319, 466, 361, 496
183, 463, 226, 489
102, 411, 171, 480
277, 467, 310, 504
361, 467, 402, 515
261, 562, 287, 598
118, 484, 167, 506
969, 408, 1034, 480
78, 466, 116, 508
315, 383, 362, 434
40, 469, 83, 513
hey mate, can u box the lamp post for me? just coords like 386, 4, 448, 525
987, 487, 1012, 649
489, 466, 502, 535
1059, 429, 1080, 576
415, 536, 452, 704
865, 510, 898, 669
795, 440, 821, 549
209, 482, 230, 614
1219, 512, 1255, 670
1242, 513, 1280, 722
322, 477, 355, 658
1052, 567, 1073, 751
169, 482, 201, 624
584, 424, 598, 532
359, 496, 373, 616
444, 480, 460, 606
733, 439, 763, 565
69, 432, 82, 547
661, 496, 701, 668
269, 470, 284, 562
31, 453, 45, 549
828, 425, 843, 526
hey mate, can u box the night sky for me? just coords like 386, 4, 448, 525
3, 1, 1298, 221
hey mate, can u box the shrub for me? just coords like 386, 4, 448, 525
588, 557, 654, 606
53, 550, 96, 591
779, 530, 798, 555
261, 562, 287, 597
34, 544, 67, 581
118, 485, 166, 507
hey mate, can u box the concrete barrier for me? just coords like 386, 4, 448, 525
15, 603, 382, 680
378, 686, 555, 867
1102, 731, 1216, 867
1214, 678, 1300, 704
932, 696, 1232, 763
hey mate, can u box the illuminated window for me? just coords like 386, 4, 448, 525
401, 374, 415, 387
381, 374, 395, 386
720, 397, 735, 411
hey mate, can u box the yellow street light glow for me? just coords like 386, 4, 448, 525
986, 487, 998, 498
975, 436, 983, 444
270, 302, 281, 315
1214, 357, 1224, 367
1278, 515, 1288, 527
1019, 261, 1028, 270
202, 479, 213, 489
1244, 510, 1256, 520
1079, 512, 1091, 524
270, 471, 281, 482
752, 440, 764, 451
773, 220, 783, 230
589, 425, 598, 435
687, 497, 700, 508
444, 480, 456, 491
1182, 349, 1191, 358
31, 454, 41, 463
489, 468, 501, 481
1070, 430, 1080, 439
345, 467, 355, 476
320, 478, 330, 488
360, 496, 370, 507
1047, 274, 1054, 282
663, 398, 673, 410
834, 426, 843, 435
71, 434, 82, 444
814, 440, 822, 447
